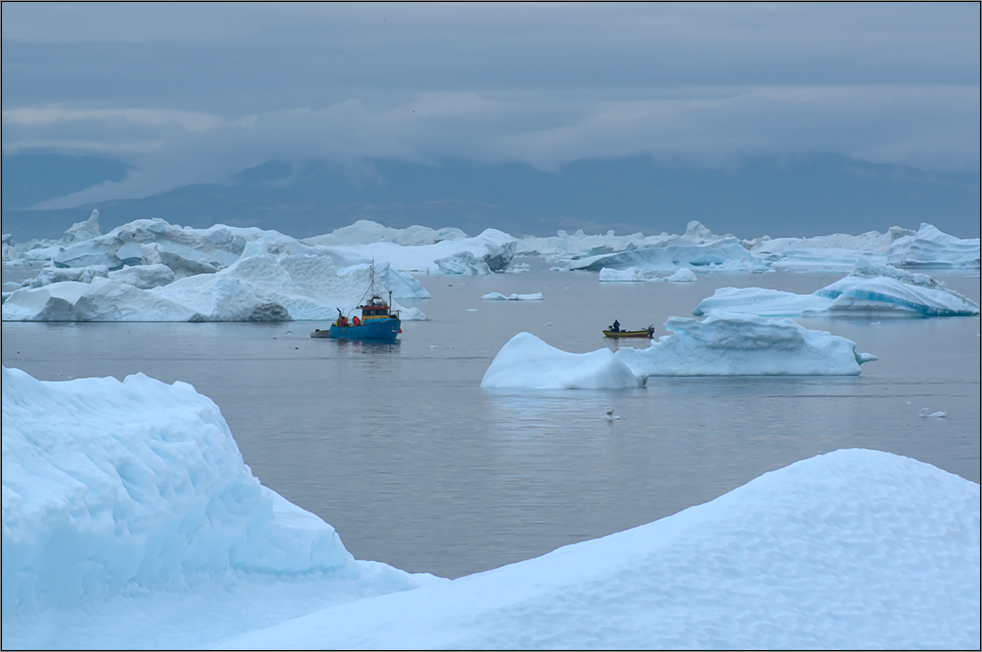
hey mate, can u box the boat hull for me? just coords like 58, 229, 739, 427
603, 329, 653, 339
313, 318, 401, 341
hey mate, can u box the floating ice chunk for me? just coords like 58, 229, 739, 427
481, 292, 543, 301
572, 237, 767, 273
888, 223, 980, 268
321, 228, 517, 275
480, 332, 642, 389
694, 260, 980, 318
614, 310, 877, 377
302, 220, 467, 247
919, 408, 947, 418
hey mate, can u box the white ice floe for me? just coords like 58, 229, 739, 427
2, 367, 978, 650
694, 259, 981, 318
919, 408, 948, 419
481, 292, 544, 301
480, 332, 642, 389
615, 310, 878, 378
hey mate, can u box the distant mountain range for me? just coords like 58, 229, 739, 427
3, 152, 979, 242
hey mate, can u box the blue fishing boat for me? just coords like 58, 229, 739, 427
311, 264, 402, 341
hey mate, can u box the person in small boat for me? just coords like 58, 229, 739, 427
612, 319, 620, 332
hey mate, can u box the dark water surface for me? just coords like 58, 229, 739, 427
3, 267, 979, 578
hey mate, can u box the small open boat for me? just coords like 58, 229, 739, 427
603, 325, 655, 339
311, 264, 402, 341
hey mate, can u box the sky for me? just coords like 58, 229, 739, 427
2, 2, 979, 238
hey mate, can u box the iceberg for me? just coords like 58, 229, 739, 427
223, 448, 979, 651
302, 219, 467, 247
481, 292, 544, 301
887, 223, 981, 268
571, 237, 767, 273
0, 278, 203, 322
2, 256, 431, 322
694, 260, 981, 318
480, 332, 642, 389
3, 367, 977, 649
615, 310, 877, 377
747, 227, 915, 271
318, 227, 517, 275
1, 366, 434, 648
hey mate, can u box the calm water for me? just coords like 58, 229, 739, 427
3, 265, 980, 578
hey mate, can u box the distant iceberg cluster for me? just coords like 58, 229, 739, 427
2, 213, 521, 322
2, 365, 977, 649
3, 212, 978, 323
694, 259, 981, 318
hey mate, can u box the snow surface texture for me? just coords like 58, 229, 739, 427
615, 310, 877, 378
220, 448, 980, 651
480, 333, 642, 389
694, 260, 981, 318
2, 367, 978, 649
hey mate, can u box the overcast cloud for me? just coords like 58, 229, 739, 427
2, 2, 979, 209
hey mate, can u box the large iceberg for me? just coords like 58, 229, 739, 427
480, 332, 642, 389
747, 223, 980, 271
694, 260, 981, 318
615, 310, 877, 378
223, 448, 979, 651
571, 236, 767, 273
1, 366, 428, 613
2, 257, 431, 322
2, 367, 978, 649
318, 227, 517, 275
887, 223, 981, 268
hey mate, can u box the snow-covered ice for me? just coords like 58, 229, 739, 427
480, 333, 642, 389
615, 310, 878, 378
694, 260, 981, 318
2, 366, 978, 649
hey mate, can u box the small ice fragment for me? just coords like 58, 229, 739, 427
919, 408, 947, 418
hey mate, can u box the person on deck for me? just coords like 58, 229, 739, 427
612, 319, 620, 332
